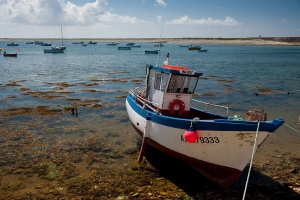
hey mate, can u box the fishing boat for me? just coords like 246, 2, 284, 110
3, 51, 17, 57
188, 45, 201, 50
118, 46, 131, 50
179, 44, 189, 47
44, 46, 64, 53
144, 49, 160, 54
125, 53, 284, 187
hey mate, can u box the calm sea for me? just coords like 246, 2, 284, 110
1, 41, 300, 158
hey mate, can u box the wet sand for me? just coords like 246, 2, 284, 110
0, 78, 300, 199
1, 41, 300, 199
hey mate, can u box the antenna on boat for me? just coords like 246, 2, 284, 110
155, 25, 164, 67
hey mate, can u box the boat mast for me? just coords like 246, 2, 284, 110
155, 25, 163, 66
61, 26, 64, 45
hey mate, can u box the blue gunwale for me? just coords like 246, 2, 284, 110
126, 93, 284, 132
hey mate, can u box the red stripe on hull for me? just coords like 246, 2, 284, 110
132, 123, 242, 187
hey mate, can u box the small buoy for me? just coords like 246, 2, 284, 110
184, 128, 198, 143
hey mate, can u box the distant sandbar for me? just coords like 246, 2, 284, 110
1, 37, 300, 46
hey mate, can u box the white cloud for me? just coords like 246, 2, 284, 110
166, 16, 241, 26
0, 0, 139, 26
155, 0, 167, 7
157, 15, 163, 23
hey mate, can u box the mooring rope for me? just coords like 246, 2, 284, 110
242, 122, 300, 199
243, 120, 261, 200
284, 123, 300, 134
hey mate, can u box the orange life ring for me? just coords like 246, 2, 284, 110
169, 99, 185, 116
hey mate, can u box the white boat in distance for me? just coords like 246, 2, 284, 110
125, 54, 284, 187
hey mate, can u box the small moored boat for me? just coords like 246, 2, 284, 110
118, 46, 131, 50
144, 49, 160, 54
106, 42, 118, 46
58, 45, 66, 50
44, 46, 64, 53
154, 43, 164, 47
188, 45, 201, 50
88, 41, 97, 44
3, 51, 17, 57
7, 42, 19, 46
35, 41, 44, 45
41, 43, 52, 46
125, 53, 284, 187
126, 42, 135, 46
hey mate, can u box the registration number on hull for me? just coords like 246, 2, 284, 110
181, 136, 220, 143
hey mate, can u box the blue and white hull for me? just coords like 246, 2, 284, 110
126, 93, 283, 187
126, 62, 284, 187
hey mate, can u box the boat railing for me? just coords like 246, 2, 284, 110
191, 99, 229, 116
130, 88, 160, 113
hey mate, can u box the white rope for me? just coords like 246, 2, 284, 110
242, 120, 260, 200
284, 123, 300, 134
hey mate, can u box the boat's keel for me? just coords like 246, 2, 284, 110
137, 137, 149, 162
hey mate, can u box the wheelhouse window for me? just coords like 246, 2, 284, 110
154, 72, 170, 92
167, 75, 198, 94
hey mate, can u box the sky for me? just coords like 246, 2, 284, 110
0, 0, 299, 38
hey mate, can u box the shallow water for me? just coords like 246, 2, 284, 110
0, 41, 300, 198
